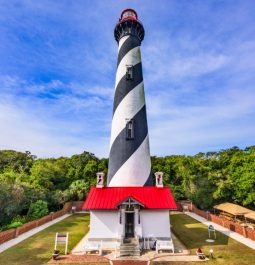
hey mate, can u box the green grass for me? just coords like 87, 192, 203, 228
0, 214, 90, 265
152, 212, 255, 265
1, 212, 254, 265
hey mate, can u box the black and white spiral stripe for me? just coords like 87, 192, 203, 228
107, 35, 153, 187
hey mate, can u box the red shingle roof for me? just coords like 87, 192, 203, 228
82, 186, 177, 210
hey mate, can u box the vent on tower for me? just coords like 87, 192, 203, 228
126, 65, 133, 80
126, 119, 134, 140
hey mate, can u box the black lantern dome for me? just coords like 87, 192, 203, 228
114, 9, 145, 43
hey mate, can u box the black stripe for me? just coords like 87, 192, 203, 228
113, 63, 143, 115
117, 36, 141, 68
107, 105, 148, 185
144, 170, 154, 186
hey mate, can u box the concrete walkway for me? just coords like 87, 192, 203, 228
72, 231, 89, 254
186, 212, 255, 250
0, 214, 71, 253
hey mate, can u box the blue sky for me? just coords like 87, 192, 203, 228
0, 0, 255, 158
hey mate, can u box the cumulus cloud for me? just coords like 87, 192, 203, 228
0, 1, 255, 158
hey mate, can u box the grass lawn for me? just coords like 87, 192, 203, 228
152, 212, 255, 265
0, 214, 100, 265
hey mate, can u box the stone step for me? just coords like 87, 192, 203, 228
120, 243, 138, 247
123, 238, 138, 243
119, 250, 141, 257
120, 247, 140, 252
120, 244, 140, 249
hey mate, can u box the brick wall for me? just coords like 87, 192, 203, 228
182, 201, 255, 241
63, 201, 84, 212
0, 229, 16, 244
37, 214, 53, 226
16, 220, 37, 236
0, 201, 82, 245
73, 201, 84, 211
246, 227, 255, 240
63, 202, 72, 212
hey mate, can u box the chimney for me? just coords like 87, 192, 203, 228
96, 172, 105, 188
155, 172, 163, 188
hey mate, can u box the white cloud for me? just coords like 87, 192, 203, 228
0, 76, 113, 158
147, 87, 255, 155
0, 1, 255, 158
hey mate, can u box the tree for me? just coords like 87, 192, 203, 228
27, 200, 49, 220
66, 180, 88, 201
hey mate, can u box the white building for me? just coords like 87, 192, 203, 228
82, 173, 177, 254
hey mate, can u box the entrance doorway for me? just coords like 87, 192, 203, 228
125, 212, 134, 238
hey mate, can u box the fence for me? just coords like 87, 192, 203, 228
177, 201, 255, 241
0, 201, 84, 245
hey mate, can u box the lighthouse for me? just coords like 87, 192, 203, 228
108, 9, 153, 187
82, 9, 176, 256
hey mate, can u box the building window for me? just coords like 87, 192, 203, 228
126, 119, 134, 140
126, 65, 133, 80
119, 211, 122, 224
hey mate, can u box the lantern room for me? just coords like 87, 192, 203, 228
120, 9, 138, 22
114, 8, 144, 43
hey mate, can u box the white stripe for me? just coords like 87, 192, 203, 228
110, 81, 145, 148
115, 46, 141, 90
118, 35, 130, 52
108, 135, 151, 187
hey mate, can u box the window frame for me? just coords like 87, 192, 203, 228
126, 119, 134, 140
126, 65, 133, 80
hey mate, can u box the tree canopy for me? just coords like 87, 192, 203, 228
0, 146, 254, 229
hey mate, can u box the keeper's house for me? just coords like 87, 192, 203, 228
82, 172, 177, 250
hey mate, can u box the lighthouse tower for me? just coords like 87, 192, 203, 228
82, 9, 176, 255
108, 9, 153, 187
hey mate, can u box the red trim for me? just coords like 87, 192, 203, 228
82, 186, 177, 210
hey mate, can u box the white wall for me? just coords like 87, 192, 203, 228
90, 210, 121, 239
89, 210, 171, 239
140, 210, 171, 238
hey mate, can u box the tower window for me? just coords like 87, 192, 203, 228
126, 119, 134, 140
126, 65, 133, 80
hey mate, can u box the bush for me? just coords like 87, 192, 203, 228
11, 215, 27, 223
7, 221, 23, 229
27, 200, 49, 220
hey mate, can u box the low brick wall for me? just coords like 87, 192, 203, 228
246, 227, 255, 240
62, 201, 84, 212
0, 200, 83, 245
16, 220, 37, 236
37, 214, 53, 226
181, 201, 255, 241
73, 201, 84, 211
63, 202, 72, 212
0, 229, 16, 244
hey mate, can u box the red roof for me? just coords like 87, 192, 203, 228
82, 186, 177, 210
